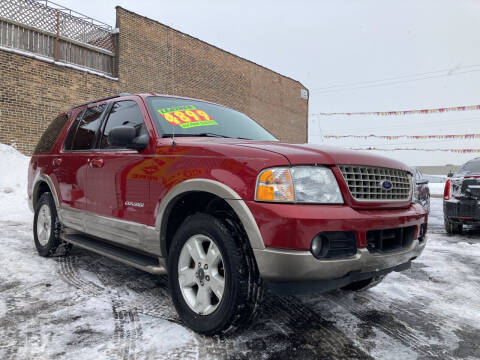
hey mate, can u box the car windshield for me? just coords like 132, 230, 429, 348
146, 96, 278, 141
459, 159, 480, 174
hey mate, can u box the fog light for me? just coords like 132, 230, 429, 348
311, 234, 329, 259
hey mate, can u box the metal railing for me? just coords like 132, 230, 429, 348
0, 0, 116, 75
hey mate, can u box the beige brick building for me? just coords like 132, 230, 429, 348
0, 2, 308, 154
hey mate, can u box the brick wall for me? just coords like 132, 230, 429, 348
0, 6, 308, 154
0, 50, 119, 154
115, 7, 308, 144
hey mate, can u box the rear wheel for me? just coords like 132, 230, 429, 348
168, 213, 262, 335
33, 192, 71, 257
444, 217, 463, 234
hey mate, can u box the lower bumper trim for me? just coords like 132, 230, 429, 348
253, 239, 426, 282
266, 261, 411, 295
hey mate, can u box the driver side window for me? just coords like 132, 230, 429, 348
100, 100, 147, 149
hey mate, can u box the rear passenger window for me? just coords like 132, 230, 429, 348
100, 101, 147, 149
63, 110, 85, 151
71, 104, 107, 151
34, 114, 69, 153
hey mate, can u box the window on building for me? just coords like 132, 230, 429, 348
100, 101, 147, 149
71, 104, 107, 151
34, 114, 69, 153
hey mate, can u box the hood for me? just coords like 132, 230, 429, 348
237, 142, 411, 172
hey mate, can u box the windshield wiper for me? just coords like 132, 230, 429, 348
162, 133, 231, 138
162, 133, 254, 140
195, 132, 232, 138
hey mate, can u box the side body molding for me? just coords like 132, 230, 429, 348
156, 179, 266, 256
33, 176, 266, 259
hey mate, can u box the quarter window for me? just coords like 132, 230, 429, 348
34, 114, 69, 153
63, 109, 84, 151
71, 104, 107, 151
100, 101, 147, 149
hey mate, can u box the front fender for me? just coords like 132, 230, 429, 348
155, 178, 265, 256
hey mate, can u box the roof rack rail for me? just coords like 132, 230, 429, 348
73, 93, 132, 109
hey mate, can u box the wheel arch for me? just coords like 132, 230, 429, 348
156, 179, 265, 256
32, 174, 60, 211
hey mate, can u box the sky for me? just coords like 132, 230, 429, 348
56, 0, 480, 166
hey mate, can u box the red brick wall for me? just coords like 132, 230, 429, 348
116, 7, 308, 143
0, 7, 308, 154
0, 50, 118, 154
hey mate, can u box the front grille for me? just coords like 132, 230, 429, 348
338, 165, 411, 201
366, 226, 416, 253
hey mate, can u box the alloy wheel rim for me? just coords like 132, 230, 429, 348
36, 204, 52, 246
177, 234, 225, 315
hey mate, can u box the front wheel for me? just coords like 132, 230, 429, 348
168, 213, 262, 335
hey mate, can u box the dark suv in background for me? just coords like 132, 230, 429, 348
444, 158, 480, 233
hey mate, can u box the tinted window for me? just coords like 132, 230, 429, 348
34, 114, 69, 153
146, 96, 278, 141
100, 101, 147, 149
71, 104, 106, 150
63, 110, 84, 151
460, 159, 480, 174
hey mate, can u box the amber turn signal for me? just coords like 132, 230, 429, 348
255, 168, 295, 202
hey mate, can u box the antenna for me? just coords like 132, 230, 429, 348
171, 120, 176, 149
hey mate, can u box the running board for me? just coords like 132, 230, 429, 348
60, 233, 167, 275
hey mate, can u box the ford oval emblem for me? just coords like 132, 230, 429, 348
380, 179, 393, 190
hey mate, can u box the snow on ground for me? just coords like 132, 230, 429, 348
428, 197, 444, 226
1, 144, 479, 359
0, 144, 32, 223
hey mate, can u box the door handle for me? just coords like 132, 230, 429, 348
52, 158, 62, 167
90, 159, 104, 168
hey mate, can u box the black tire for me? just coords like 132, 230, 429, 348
168, 213, 263, 335
341, 275, 385, 292
444, 217, 462, 234
33, 192, 71, 257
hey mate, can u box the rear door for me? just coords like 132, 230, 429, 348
85, 98, 156, 252
53, 104, 107, 230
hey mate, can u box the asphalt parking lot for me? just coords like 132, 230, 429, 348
1, 198, 479, 359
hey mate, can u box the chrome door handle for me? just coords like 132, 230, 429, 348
52, 158, 62, 167
90, 159, 104, 168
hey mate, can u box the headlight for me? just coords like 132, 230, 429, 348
255, 166, 344, 204
255, 167, 295, 202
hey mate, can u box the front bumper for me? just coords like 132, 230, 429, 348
246, 201, 427, 249
254, 237, 426, 282
247, 202, 427, 286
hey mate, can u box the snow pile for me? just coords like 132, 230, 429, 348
428, 198, 444, 226
0, 144, 32, 222
428, 182, 446, 197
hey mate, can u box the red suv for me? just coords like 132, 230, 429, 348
28, 93, 428, 334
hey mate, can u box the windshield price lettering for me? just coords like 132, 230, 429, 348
158, 107, 218, 128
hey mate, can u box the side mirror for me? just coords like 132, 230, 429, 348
130, 134, 149, 151
416, 178, 428, 185
107, 126, 149, 151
